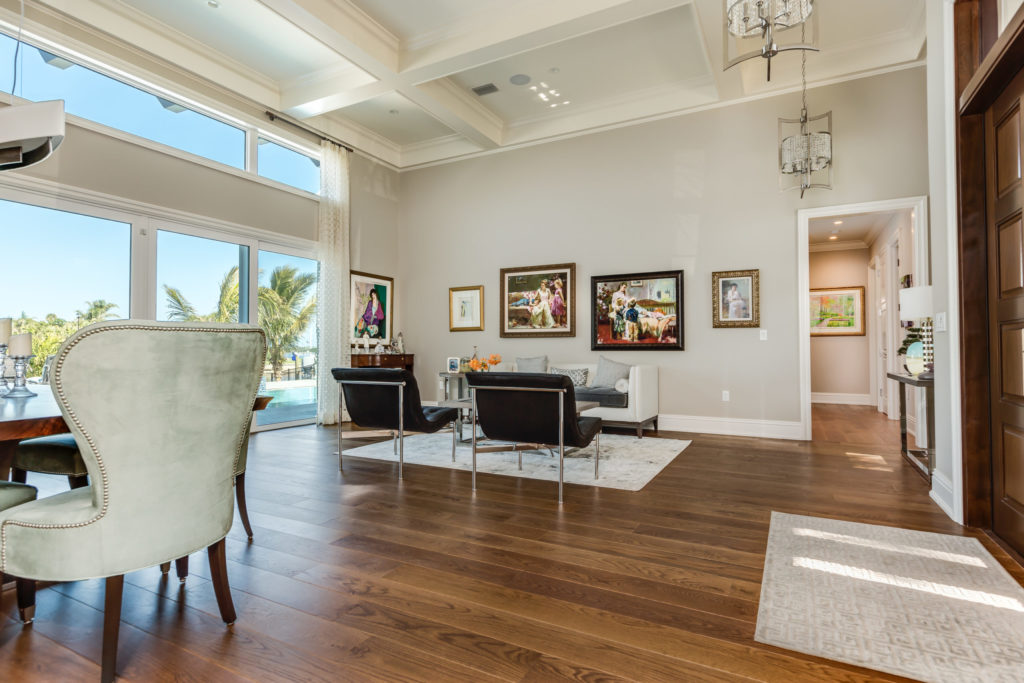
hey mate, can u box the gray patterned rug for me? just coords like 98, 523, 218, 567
341, 431, 689, 491
755, 512, 1024, 682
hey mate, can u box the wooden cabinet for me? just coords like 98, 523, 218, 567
350, 353, 414, 372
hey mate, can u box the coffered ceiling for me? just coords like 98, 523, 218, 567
15, 0, 927, 169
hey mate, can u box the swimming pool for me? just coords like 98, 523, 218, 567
264, 385, 317, 406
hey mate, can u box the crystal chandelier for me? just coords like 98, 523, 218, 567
778, 45, 831, 197
723, 0, 818, 81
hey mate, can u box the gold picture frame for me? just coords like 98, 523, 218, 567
810, 286, 866, 336
712, 269, 760, 328
449, 285, 484, 331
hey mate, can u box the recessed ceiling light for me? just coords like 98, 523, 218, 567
828, 235, 839, 240
208, 0, 220, 7
562, 101, 569, 105
539, 82, 549, 89
549, 67, 560, 74
388, 109, 399, 115
509, 74, 530, 86
833, 220, 843, 225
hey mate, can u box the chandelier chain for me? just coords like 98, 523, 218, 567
800, 19, 807, 114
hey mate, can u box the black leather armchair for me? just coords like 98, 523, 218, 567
331, 367, 458, 478
465, 371, 602, 503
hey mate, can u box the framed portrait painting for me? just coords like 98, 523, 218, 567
449, 285, 484, 331
810, 286, 866, 336
350, 270, 393, 344
591, 270, 684, 350
499, 263, 575, 338
712, 270, 760, 328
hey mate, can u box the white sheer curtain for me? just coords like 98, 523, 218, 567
316, 140, 351, 424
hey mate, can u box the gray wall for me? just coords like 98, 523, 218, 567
397, 67, 930, 420
809, 249, 870, 396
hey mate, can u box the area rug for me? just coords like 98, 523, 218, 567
341, 432, 689, 491
755, 512, 1024, 682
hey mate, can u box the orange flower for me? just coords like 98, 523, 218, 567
488, 353, 502, 366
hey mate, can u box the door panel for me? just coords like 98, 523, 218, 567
987, 67, 1024, 555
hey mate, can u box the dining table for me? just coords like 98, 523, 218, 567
0, 386, 273, 479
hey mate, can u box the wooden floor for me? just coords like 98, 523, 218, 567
3, 410, 1023, 682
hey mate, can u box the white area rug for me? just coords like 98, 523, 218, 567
342, 431, 689, 491
755, 512, 1024, 682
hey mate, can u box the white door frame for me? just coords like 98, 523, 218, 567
797, 196, 930, 440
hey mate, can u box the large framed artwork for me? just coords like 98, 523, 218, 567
499, 263, 575, 338
810, 286, 866, 336
449, 285, 484, 331
350, 270, 394, 344
591, 270, 683, 350
712, 270, 760, 328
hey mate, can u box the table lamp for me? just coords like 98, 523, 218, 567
898, 285, 934, 379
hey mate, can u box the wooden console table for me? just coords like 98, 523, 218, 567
351, 353, 414, 372
886, 372, 935, 483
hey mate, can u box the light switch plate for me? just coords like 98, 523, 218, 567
935, 312, 947, 332
722, 390, 730, 402
759, 329, 768, 341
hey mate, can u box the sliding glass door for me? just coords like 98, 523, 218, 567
255, 250, 318, 426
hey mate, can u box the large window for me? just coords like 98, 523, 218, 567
0, 198, 131, 376
0, 33, 320, 191
156, 231, 250, 323
256, 250, 318, 426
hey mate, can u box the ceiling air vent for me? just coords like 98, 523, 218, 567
472, 83, 498, 96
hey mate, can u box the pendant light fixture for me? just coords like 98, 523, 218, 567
0, 0, 65, 171
778, 26, 831, 198
723, 0, 818, 82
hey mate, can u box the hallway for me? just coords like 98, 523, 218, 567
812, 403, 901, 448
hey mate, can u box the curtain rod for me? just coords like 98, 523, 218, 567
265, 110, 355, 153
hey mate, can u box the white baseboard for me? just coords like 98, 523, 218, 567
929, 470, 957, 522
811, 392, 874, 405
658, 414, 804, 440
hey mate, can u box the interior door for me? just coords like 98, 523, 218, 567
986, 65, 1024, 555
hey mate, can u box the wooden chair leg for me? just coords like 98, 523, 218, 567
68, 475, 89, 489
16, 578, 35, 624
102, 575, 124, 683
159, 562, 171, 574
207, 538, 236, 625
236, 473, 254, 540
10, 468, 26, 484
175, 556, 189, 584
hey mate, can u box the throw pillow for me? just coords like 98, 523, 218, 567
593, 355, 632, 387
550, 367, 589, 387
516, 355, 548, 373
614, 378, 629, 393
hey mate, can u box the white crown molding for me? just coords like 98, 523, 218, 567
322, 0, 400, 54
809, 240, 870, 253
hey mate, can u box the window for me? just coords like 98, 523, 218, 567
0, 34, 246, 169
255, 250, 318, 426
258, 137, 320, 195
156, 231, 250, 323
0, 198, 131, 376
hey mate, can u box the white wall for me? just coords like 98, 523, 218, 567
809, 249, 870, 397
397, 67, 930, 428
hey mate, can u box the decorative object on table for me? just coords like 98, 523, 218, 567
360, 333, 371, 351
449, 285, 484, 331
713, 270, 760, 328
468, 353, 502, 372
446, 357, 461, 373
723, 0, 818, 82
350, 270, 393, 345
809, 285, 864, 336
392, 332, 405, 354
0, 316, 10, 395
5, 333, 36, 398
499, 262, 575, 338
374, 340, 384, 354
903, 341, 926, 376
778, 21, 831, 198
592, 270, 683, 350
898, 285, 934, 378
901, 274, 913, 289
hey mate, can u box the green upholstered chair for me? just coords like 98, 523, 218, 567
0, 481, 38, 623
0, 320, 266, 683
11, 355, 90, 490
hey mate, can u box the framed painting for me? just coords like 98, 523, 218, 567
499, 263, 575, 338
712, 270, 760, 328
350, 270, 393, 344
449, 285, 484, 331
591, 270, 684, 350
810, 286, 866, 336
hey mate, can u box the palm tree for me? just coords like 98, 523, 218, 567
75, 299, 119, 325
162, 266, 238, 323
162, 286, 199, 321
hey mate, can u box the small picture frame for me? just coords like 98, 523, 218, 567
810, 286, 866, 336
351, 270, 394, 344
446, 357, 461, 373
449, 285, 484, 331
712, 270, 760, 328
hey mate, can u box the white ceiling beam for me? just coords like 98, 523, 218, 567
399, 0, 693, 84
409, 79, 504, 148
280, 73, 388, 117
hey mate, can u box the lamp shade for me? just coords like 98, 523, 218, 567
898, 285, 933, 321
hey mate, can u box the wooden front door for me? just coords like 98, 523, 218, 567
987, 64, 1024, 555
